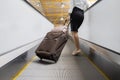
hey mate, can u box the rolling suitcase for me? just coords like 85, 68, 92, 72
35, 30, 68, 62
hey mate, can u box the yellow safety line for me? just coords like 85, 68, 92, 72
12, 56, 37, 80
12, 52, 110, 80
82, 52, 110, 80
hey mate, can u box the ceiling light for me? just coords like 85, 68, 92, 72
36, 3, 40, 7
60, 17, 64, 21
27, 0, 30, 2
61, 3, 65, 8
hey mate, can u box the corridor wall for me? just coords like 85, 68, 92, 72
0, 0, 53, 67
83, 0, 120, 53
78, 12, 90, 40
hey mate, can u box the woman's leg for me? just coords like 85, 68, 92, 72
70, 7, 84, 56
71, 31, 81, 55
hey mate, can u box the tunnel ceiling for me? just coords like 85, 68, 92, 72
26, 0, 97, 25
27, 0, 70, 25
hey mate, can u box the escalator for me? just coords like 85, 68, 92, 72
13, 39, 109, 80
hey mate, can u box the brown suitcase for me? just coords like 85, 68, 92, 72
35, 31, 68, 62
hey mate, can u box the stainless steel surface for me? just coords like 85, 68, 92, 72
16, 39, 106, 80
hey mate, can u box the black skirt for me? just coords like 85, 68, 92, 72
70, 7, 84, 32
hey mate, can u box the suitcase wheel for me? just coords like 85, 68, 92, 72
40, 58, 43, 60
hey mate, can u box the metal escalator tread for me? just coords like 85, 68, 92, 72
16, 40, 107, 80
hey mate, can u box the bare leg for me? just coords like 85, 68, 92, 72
71, 31, 81, 55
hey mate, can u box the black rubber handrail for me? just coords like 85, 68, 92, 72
80, 38, 120, 55
0, 38, 41, 56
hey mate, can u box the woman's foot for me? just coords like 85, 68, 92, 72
72, 49, 81, 56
